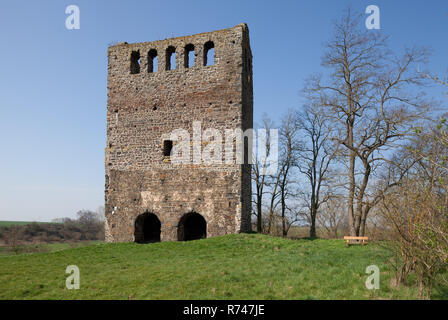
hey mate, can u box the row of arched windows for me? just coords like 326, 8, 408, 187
130, 41, 215, 74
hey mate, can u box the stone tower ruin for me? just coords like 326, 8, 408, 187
105, 24, 253, 242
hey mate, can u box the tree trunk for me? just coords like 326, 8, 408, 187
348, 150, 357, 236
309, 210, 317, 238
256, 194, 262, 233
359, 205, 371, 237
281, 197, 287, 237
309, 193, 317, 238
355, 161, 371, 236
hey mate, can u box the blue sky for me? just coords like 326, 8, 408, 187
0, 0, 446, 221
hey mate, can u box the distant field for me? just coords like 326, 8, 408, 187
0, 221, 37, 227
0, 221, 58, 227
1, 234, 445, 300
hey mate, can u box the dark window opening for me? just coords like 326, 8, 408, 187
244, 136, 248, 165
163, 140, 173, 157
148, 49, 158, 73
130, 51, 140, 74
204, 41, 215, 66
177, 212, 206, 241
184, 44, 195, 68
166, 46, 176, 70
134, 212, 161, 243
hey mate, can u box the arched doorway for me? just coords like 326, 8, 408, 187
177, 212, 206, 241
134, 212, 161, 243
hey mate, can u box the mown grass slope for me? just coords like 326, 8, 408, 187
0, 241, 100, 256
0, 234, 444, 299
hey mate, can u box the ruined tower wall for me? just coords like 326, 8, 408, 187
105, 24, 253, 242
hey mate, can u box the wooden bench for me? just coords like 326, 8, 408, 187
344, 236, 368, 247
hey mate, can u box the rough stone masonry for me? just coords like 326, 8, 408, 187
105, 24, 253, 242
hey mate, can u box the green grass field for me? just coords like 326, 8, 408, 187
0, 234, 445, 299
0, 221, 37, 227
0, 241, 100, 256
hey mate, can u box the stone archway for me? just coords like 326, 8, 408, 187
134, 212, 161, 243
177, 212, 207, 241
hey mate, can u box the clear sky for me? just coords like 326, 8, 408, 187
0, 0, 447, 221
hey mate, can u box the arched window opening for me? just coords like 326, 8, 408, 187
134, 212, 161, 243
148, 49, 158, 73
184, 44, 195, 68
177, 212, 206, 241
166, 46, 176, 70
203, 41, 215, 66
130, 51, 141, 74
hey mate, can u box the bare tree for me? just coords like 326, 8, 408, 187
77, 210, 101, 225
305, 8, 431, 236
261, 110, 302, 237
379, 124, 448, 299
420, 69, 448, 98
266, 163, 281, 235
277, 110, 301, 236
96, 206, 106, 222
317, 194, 347, 238
296, 105, 337, 238
252, 116, 275, 233
4, 226, 21, 253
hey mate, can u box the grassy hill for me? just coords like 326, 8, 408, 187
0, 234, 445, 299
0, 241, 101, 256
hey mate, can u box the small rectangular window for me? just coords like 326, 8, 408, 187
184, 44, 195, 68
166, 46, 176, 70
130, 51, 140, 74
148, 49, 158, 73
204, 41, 214, 66
163, 140, 173, 157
